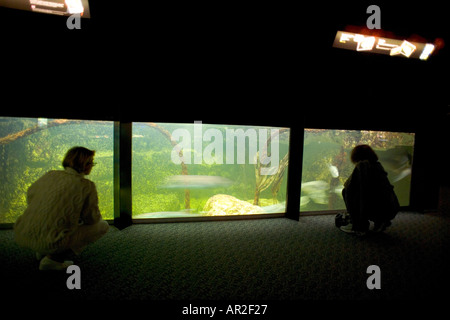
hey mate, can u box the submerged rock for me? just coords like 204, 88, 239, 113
203, 194, 264, 216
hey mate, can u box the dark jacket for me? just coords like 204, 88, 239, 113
343, 160, 399, 229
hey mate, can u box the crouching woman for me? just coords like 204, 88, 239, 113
14, 146, 109, 270
341, 144, 400, 235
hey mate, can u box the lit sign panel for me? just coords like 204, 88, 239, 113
333, 31, 435, 60
0, 0, 90, 18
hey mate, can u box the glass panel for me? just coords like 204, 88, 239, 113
132, 122, 290, 219
0, 117, 114, 223
300, 129, 415, 212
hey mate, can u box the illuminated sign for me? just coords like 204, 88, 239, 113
0, 0, 90, 18
333, 31, 435, 60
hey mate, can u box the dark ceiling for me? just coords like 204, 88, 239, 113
1, 2, 448, 130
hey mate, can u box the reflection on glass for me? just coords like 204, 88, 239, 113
132, 122, 290, 219
300, 129, 414, 212
0, 117, 114, 223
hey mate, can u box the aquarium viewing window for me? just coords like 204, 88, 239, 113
300, 128, 415, 213
131, 122, 290, 220
0, 117, 113, 224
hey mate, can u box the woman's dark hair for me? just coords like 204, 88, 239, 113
350, 144, 378, 164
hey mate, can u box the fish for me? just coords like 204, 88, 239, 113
391, 168, 412, 183
327, 164, 339, 178
301, 180, 329, 204
300, 196, 311, 207
160, 175, 233, 189
261, 202, 286, 213
379, 151, 412, 183
333, 185, 344, 195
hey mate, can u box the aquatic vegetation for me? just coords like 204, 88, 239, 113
0, 117, 113, 223
132, 122, 290, 218
0, 118, 414, 223
301, 129, 415, 211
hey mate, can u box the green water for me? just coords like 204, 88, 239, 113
300, 129, 415, 212
132, 122, 290, 218
0, 118, 414, 224
0, 118, 290, 223
0, 117, 114, 223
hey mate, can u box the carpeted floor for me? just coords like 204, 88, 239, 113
1, 212, 449, 310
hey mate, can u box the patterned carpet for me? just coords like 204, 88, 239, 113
1, 212, 449, 309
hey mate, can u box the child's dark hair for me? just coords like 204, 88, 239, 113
350, 144, 378, 164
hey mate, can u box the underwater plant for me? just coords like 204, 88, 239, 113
254, 128, 289, 206
300, 129, 415, 212
0, 118, 114, 222
131, 122, 290, 218
142, 122, 191, 210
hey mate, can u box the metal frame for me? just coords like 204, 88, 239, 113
114, 121, 132, 229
